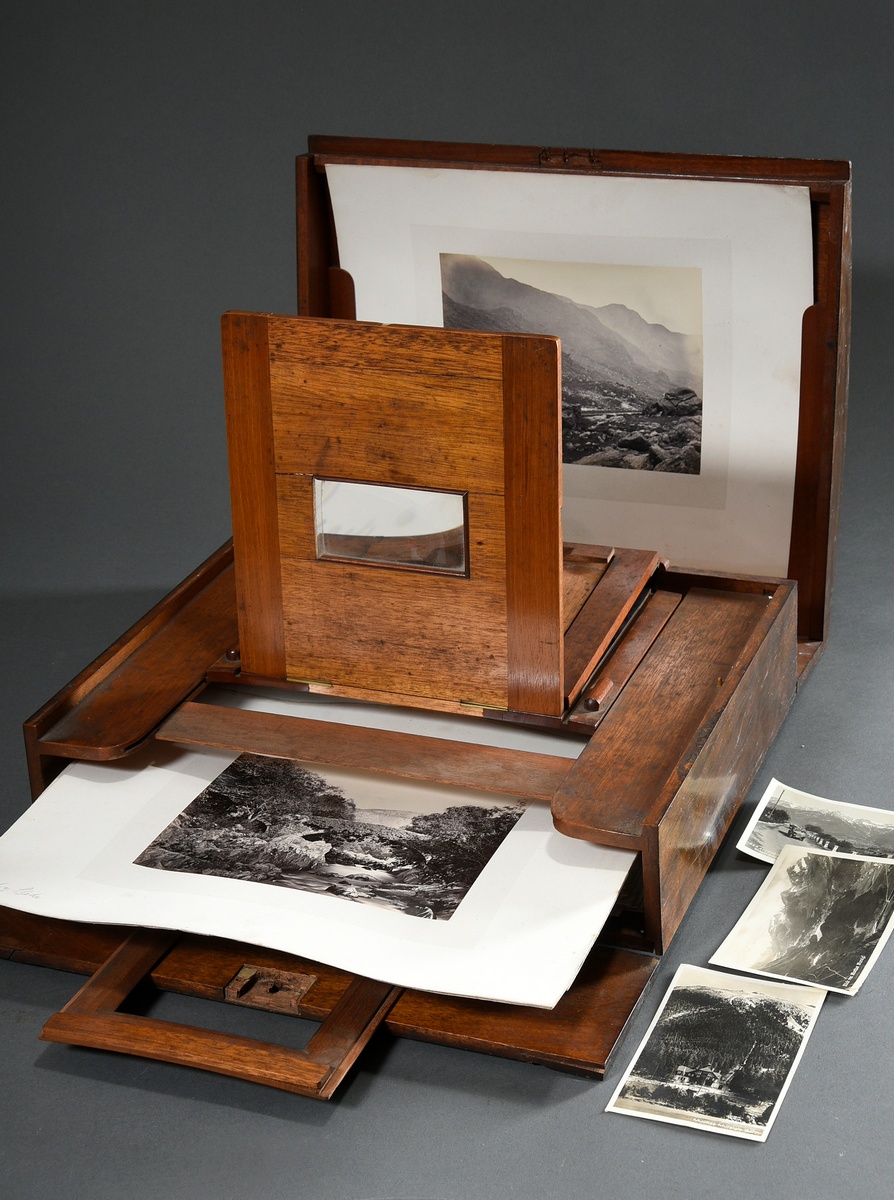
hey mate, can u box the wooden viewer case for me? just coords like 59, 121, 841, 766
4, 137, 851, 1100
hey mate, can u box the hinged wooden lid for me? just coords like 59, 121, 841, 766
296, 136, 851, 654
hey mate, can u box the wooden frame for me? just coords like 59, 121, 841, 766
223, 314, 566, 715
39, 928, 400, 1099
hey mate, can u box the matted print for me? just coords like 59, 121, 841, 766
325, 162, 813, 575
606, 964, 825, 1141
739, 777, 894, 864
135, 753, 525, 921
711, 845, 894, 994
441, 254, 703, 474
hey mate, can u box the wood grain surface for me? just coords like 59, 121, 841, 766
157, 701, 575, 800
502, 335, 564, 716
222, 312, 286, 678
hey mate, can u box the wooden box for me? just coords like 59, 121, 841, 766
2, 137, 850, 1100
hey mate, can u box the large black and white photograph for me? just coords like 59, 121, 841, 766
606, 964, 825, 1141
0, 739, 636, 1007
711, 845, 894, 994
738, 778, 894, 864
134, 752, 525, 920
441, 253, 703, 473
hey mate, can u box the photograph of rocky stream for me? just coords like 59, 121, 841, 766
134, 753, 525, 921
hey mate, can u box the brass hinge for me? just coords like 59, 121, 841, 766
539, 147, 603, 169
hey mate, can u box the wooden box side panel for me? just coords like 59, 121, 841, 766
552, 587, 772, 847
24, 543, 238, 792
647, 585, 798, 949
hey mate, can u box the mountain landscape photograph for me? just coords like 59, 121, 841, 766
609, 967, 823, 1139
743, 785, 894, 862
753, 850, 894, 992
713, 845, 894, 994
135, 753, 526, 920
441, 253, 703, 472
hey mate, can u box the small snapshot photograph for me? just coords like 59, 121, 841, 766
134, 753, 525, 920
440, 252, 703, 473
711, 845, 894, 994
738, 778, 894, 864
606, 964, 825, 1141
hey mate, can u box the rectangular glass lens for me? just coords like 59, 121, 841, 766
314, 479, 467, 574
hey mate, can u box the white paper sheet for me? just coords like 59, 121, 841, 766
0, 737, 633, 1008
326, 163, 814, 576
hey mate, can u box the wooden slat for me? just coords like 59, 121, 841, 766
562, 560, 608, 631
563, 548, 659, 704
1, 908, 129, 973
33, 562, 237, 760
270, 315, 505, 377
502, 335, 564, 716
151, 934, 355, 1015
567, 589, 682, 730
222, 312, 286, 678
23, 542, 235, 790
308, 136, 851, 185
43, 1009, 328, 1092
787, 181, 851, 644
561, 544, 613, 632
157, 702, 576, 800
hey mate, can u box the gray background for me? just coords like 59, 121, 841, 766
2, 3, 893, 1198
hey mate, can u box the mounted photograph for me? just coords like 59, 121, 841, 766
135, 752, 526, 920
711, 845, 894, 994
440, 253, 703, 473
738, 778, 894, 864
606, 964, 825, 1141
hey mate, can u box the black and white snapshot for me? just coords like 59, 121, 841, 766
606, 964, 824, 1141
711, 845, 894, 994
739, 778, 894, 864
134, 753, 525, 920
440, 253, 703, 473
